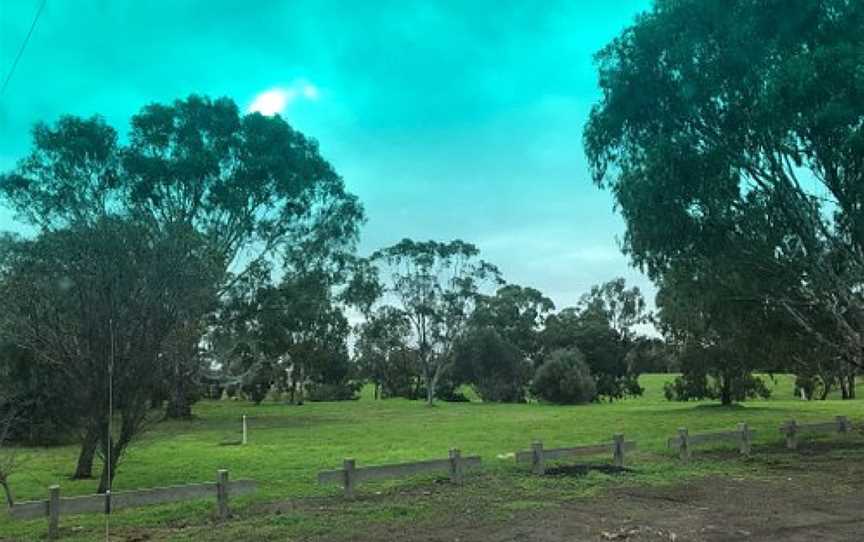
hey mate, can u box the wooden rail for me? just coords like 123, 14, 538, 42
8, 470, 256, 539
318, 449, 481, 498
515, 434, 635, 475
779, 416, 852, 450
667, 423, 755, 462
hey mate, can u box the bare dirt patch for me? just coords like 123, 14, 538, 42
326, 453, 864, 542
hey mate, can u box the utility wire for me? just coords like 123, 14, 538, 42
0, 0, 47, 96
106, 318, 114, 542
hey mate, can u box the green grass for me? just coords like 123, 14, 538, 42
2, 374, 863, 540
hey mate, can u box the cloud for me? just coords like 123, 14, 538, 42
247, 82, 320, 116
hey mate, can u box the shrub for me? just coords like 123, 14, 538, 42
306, 381, 362, 402
530, 349, 597, 404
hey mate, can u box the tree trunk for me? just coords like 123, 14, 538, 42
0, 478, 13, 508
425, 381, 435, 405
165, 375, 192, 419
719, 374, 732, 406
97, 452, 119, 494
72, 425, 98, 480
424, 365, 436, 406
847, 374, 856, 399
165, 395, 192, 418
165, 358, 195, 419
819, 385, 830, 400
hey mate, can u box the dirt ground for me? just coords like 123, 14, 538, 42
334, 450, 864, 542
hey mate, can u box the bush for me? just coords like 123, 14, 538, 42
530, 349, 597, 404
306, 381, 362, 402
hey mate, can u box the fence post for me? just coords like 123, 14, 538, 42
836, 416, 850, 434
783, 420, 798, 450
216, 469, 229, 521
531, 441, 545, 475
343, 459, 356, 499
48, 485, 60, 540
612, 434, 625, 467
242, 415, 248, 445
738, 423, 752, 456
677, 428, 691, 462
449, 449, 464, 485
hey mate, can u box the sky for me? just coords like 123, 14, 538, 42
0, 0, 654, 313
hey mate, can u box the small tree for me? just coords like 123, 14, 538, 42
452, 327, 529, 403
0, 219, 220, 492
470, 284, 555, 367
655, 262, 777, 405
662, 343, 771, 404
531, 349, 597, 405
542, 304, 642, 401
371, 239, 502, 405
355, 306, 419, 399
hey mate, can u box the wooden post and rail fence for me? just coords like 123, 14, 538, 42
4, 416, 859, 539
666, 423, 755, 462
8, 469, 256, 540
514, 434, 635, 475
317, 449, 482, 499
778, 416, 852, 450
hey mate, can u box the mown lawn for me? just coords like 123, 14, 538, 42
2, 374, 863, 541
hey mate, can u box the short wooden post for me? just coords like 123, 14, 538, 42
449, 448, 464, 485
836, 416, 850, 434
216, 469, 229, 520
531, 441, 545, 475
612, 433, 625, 467
784, 420, 798, 450
48, 485, 60, 540
677, 428, 691, 462
738, 423, 752, 456
343, 459, 356, 499
242, 415, 248, 445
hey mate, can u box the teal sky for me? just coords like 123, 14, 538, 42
0, 0, 653, 311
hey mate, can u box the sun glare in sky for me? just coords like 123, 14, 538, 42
248, 88, 294, 115
248, 82, 319, 116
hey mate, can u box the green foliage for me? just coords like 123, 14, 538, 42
370, 239, 503, 405
625, 337, 678, 374
452, 327, 529, 403
584, 0, 864, 380
0, 343, 76, 445
355, 307, 420, 399
0, 94, 363, 487
662, 344, 772, 404
470, 285, 554, 367
531, 349, 597, 404
542, 279, 646, 402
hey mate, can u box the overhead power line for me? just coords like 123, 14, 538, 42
0, 0, 47, 96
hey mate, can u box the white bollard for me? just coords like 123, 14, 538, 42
242, 415, 247, 445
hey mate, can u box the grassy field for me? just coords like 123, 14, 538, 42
2, 374, 863, 541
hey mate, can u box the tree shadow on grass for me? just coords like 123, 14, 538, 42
638, 403, 798, 416
544, 464, 634, 477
